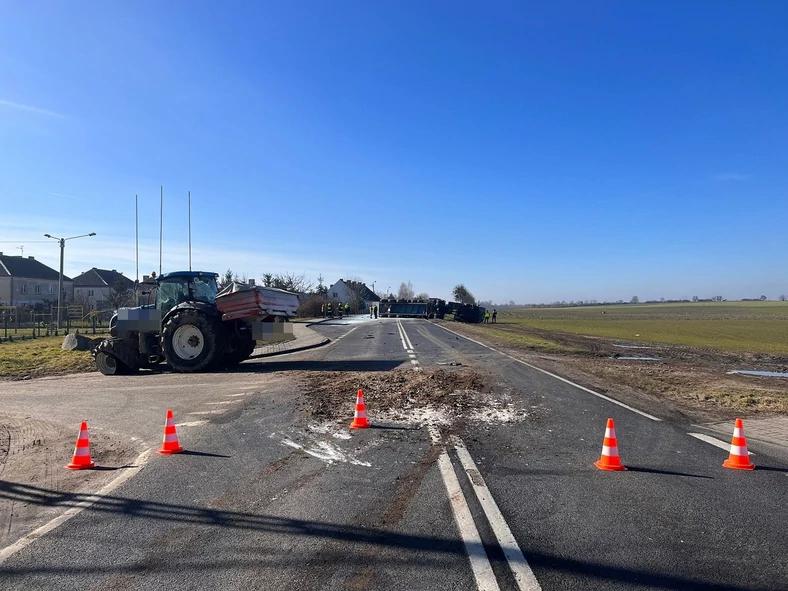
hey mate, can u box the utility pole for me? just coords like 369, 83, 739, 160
45, 232, 97, 330
16, 245, 23, 257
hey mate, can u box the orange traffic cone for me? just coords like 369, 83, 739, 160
349, 389, 371, 429
158, 409, 184, 454
66, 421, 95, 470
723, 418, 755, 470
594, 418, 626, 471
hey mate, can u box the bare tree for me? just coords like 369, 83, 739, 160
415, 292, 429, 301
260, 272, 314, 294
398, 281, 415, 299
760, 295, 767, 301
630, 296, 639, 304
342, 276, 370, 313
779, 294, 787, 302
453, 284, 476, 305
106, 278, 134, 310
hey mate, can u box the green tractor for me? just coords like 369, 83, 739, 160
93, 271, 297, 375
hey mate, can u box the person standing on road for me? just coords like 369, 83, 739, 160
484, 310, 490, 324
492, 309, 497, 323
345, 303, 350, 316
321, 303, 325, 317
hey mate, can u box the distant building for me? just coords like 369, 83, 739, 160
0, 252, 73, 307
326, 278, 380, 311
72, 268, 135, 310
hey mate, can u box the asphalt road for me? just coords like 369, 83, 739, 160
1, 316, 787, 590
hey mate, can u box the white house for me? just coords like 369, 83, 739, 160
326, 279, 380, 313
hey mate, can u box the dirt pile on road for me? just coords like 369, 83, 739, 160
297, 367, 529, 426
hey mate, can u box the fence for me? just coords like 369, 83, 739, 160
0, 306, 111, 342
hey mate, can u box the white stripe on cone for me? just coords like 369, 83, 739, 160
729, 445, 749, 456
164, 433, 179, 443
355, 410, 367, 418
73, 447, 90, 457
733, 427, 744, 437
601, 445, 619, 457
606, 428, 616, 438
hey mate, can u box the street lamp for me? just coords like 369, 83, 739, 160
44, 232, 97, 330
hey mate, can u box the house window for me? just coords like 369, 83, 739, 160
21, 285, 27, 294
88, 290, 94, 297
49, 285, 54, 295
35, 285, 41, 295
333, 292, 338, 298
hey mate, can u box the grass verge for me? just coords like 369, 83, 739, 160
0, 336, 106, 380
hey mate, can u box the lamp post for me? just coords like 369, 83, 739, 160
44, 232, 96, 330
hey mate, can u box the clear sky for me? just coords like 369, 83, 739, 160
1, 1, 786, 303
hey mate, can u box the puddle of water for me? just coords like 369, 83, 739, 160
613, 344, 651, 349
614, 356, 663, 361
730, 370, 788, 378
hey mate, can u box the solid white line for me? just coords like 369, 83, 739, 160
436, 447, 500, 591
396, 319, 409, 351
410, 359, 419, 365
400, 320, 415, 350
0, 448, 153, 564
206, 400, 240, 405
432, 323, 661, 422
688, 432, 753, 455
454, 441, 541, 590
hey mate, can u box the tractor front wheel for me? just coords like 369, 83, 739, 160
161, 311, 219, 373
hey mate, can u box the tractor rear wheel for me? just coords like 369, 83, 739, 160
221, 337, 256, 368
161, 311, 219, 373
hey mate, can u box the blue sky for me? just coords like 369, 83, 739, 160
1, 1, 786, 303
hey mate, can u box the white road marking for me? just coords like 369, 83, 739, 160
0, 448, 153, 564
409, 354, 417, 358
188, 409, 227, 415
396, 319, 409, 351
436, 443, 500, 591
175, 420, 209, 428
432, 323, 661, 422
206, 400, 240, 405
227, 392, 251, 397
454, 441, 542, 591
688, 432, 753, 454
400, 320, 415, 350
410, 359, 419, 365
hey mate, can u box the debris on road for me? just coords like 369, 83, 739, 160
298, 367, 530, 428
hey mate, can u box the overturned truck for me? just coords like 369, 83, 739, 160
378, 298, 486, 323
93, 271, 299, 375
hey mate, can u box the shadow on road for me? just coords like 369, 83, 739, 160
179, 450, 231, 458
0, 480, 774, 590
235, 359, 403, 373
625, 466, 713, 479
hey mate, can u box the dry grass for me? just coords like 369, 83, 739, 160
0, 336, 107, 380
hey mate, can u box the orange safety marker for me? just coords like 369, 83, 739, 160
723, 418, 755, 470
594, 418, 626, 471
66, 421, 96, 470
158, 409, 184, 454
349, 389, 371, 429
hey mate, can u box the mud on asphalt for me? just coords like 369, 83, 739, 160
295, 367, 534, 433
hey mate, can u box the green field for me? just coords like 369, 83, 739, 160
494, 302, 788, 354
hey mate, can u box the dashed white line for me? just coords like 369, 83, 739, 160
432, 322, 661, 422
206, 400, 240, 405
176, 420, 209, 428
188, 409, 227, 415
0, 448, 153, 564
454, 440, 542, 591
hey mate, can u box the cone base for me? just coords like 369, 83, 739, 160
594, 459, 625, 471
723, 459, 754, 470
65, 461, 95, 470
158, 446, 184, 455
349, 421, 370, 429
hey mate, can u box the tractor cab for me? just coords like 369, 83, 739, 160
155, 271, 219, 315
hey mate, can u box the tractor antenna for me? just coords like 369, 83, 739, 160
188, 190, 192, 271
159, 185, 163, 276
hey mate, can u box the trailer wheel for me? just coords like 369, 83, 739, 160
161, 311, 219, 373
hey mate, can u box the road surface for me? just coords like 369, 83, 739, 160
1, 316, 787, 590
